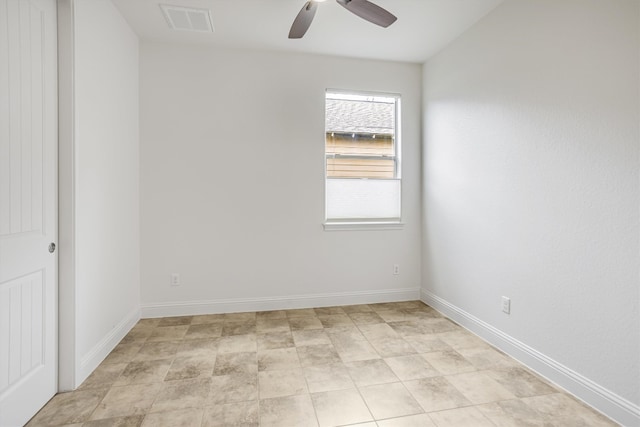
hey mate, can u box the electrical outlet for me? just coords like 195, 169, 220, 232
502, 296, 511, 314
393, 264, 400, 275
170, 273, 181, 287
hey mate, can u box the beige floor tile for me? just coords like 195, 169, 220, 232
158, 316, 193, 327
147, 326, 189, 342
129, 321, 157, 332
30, 303, 615, 427
486, 367, 556, 398
134, 318, 162, 328
323, 324, 362, 335
303, 363, 355, 393
427, 407, 495, 427
191, 314, 225, 325
83, 415, 144, 426
256, 318, 291, 334
184, 323, 223, 340
435, 330, 489, 350
344, 423, 377, 427
314, 307, 347, 316
403, 377, 471, 413
260, 394, 318, 427
285, 308, 318, 318
396, 301, 429, 310
401, 311, 436, 323
90, 383, 162, 420
359, 382, 424, 420
421, 350, 476, 375
368, 337, 417, 357
258, 347, 301, 371
326, 326, 367, 344
418, 318, 459, 334
357, 323, 400, 341
150, 378, 211, 413
224, 312, 257, 322
120, 328, 153, 344
333, 338, 380, 362
410, 306, 441, 317
28, 388, 109, 425
403, 335, 451, 354
257, 310, 288, 320
401, 302, 432, 310
369, 302, 403, 311
50, 422, 83, 426
456, 346, 518, 370
79, 363, 128, 390
177, 338, 219, 358
311, 389, 373, 427
134, 341, 180, 362
375, 309, 416, 323
345, 359, 399, 387
141, 408, 204, 427
114, 359, 173, 386
410, 310, 444, 321
388, 321, 433, 337
258, 368, 308, 399
209, 373, 258, 404
288, 316, 324, 331
348, 312, 385, 325
477, 399, 548, 427
297, 344, 341, 367
292, 330, 332, 347
165, 355, 216, 381
202, 401, 259, 427
257, 331, 295, 350
446, 371, 516, 404
341, 304, 374, 314
376, 413, 437, 427
103, 342, 144, 365
521, 393, 618, 426
384, 355, 440, 381
213, 352, 257, 376
222, 321, 257, 336
318, 314, 355, 328
217, 335, 257, 354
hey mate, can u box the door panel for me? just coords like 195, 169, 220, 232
0, 0, 57, 425
0, 271, 45, 389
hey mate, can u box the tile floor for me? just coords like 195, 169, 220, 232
27, 301, 617, 426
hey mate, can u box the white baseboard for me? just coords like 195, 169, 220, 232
421, 289, 640, 427
141, 287, 421, 318
78, 306, 141, 386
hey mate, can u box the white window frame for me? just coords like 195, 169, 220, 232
323, 89, 403, 231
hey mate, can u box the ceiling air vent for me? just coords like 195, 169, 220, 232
160, 4, 214, 32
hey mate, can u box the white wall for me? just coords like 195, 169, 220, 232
422, 0, 639, 424
73, 0, 140, 384
139, 44, 422, 315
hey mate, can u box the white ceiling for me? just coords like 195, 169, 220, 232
112, 0, 504, 63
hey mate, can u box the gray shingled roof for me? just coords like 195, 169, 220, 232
325, 98, 395, 135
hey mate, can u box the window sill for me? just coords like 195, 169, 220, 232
323, 221, 405, 231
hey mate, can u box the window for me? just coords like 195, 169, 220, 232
324, 90, 402, 228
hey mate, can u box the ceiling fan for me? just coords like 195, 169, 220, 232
289, 0, 397, 39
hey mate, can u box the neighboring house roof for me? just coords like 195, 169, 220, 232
326, 98, 395, 135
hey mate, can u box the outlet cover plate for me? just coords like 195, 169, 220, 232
502, 296, 511, 314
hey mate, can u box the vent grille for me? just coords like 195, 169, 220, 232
160, 4, 214, 32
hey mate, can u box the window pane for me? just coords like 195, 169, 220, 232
326, 157, 395, 179
324, 90, 401, 222
326, 179, 401, 220
325, 93, 396, 179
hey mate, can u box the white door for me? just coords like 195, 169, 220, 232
0, 0, 58, 426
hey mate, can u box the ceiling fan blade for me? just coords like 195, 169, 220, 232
289, 1, 318, 39
336, 0, 397, 28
